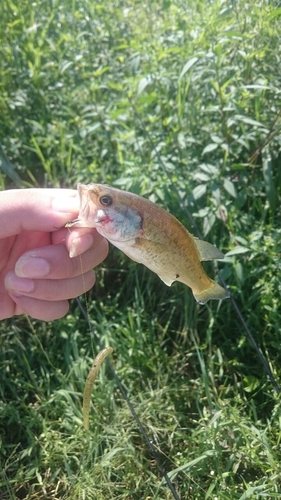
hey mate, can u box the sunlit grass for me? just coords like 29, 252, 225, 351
1, 0, 281, 498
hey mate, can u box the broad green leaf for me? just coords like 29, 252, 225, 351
223, 178, 237, 198
210, 134, 223, 144
235, 236, 248, 245
179, 57, 198, 78
194, 172, 210, 182
225, 246, 251, 256
192, 184, 207, 200
137, 75, 152, 95
199, 164, 219, 175
202, 143, 218, 154
233, 114, 269, 129
203, 212, 216, 235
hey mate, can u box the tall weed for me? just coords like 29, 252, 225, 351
1, 0, 281, 498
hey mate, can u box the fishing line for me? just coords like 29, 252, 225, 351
128, 97, 280, 394
215, 267, 280, 393
75, 297, 181, 500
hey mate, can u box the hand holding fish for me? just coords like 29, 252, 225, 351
67, 184, 229, 304
0, 188, 108, 320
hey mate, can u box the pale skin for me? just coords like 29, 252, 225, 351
0, 189, 108, 321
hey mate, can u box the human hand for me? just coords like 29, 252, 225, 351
0, 188, 108, 321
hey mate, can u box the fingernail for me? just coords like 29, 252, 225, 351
69, 234, 94, 258
5, 273, 35, 293
52, 196, 79, 214
15, 257, 50, 278
69, 238, 80, 258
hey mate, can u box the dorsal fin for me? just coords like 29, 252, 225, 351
193, 238, 225, 261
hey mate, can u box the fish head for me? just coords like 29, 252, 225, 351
67, 183, 143, 242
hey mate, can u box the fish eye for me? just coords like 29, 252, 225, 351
99, 195, 113, 207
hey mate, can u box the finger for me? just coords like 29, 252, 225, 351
13, 237, 108, 280
9, 293, 70, 321
5, 269, 96, 301
0, 292, 16, 320
0, 189, 80, 237
14, 239, 108, 280
53, 227, 108, 259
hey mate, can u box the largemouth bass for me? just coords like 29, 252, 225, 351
66, 183, 229, 304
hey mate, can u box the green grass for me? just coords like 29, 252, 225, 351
1, 0, 281, 498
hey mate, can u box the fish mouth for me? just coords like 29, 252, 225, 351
95, 216, 113, 225
95, 209, 113, 225
65, 210, 112, 229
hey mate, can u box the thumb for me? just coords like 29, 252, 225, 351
0, 188, 79, 237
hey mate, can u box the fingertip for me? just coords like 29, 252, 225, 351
68, 233, 95, 258
65, 229, 107, 258
10, 294, 70, 321
51, 194, 80, 216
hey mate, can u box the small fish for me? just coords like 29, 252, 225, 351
66, 183, 230, 304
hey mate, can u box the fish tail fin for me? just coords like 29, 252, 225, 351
193, 280, 230, 304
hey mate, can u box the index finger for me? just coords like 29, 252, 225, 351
0, 189, 79, 237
